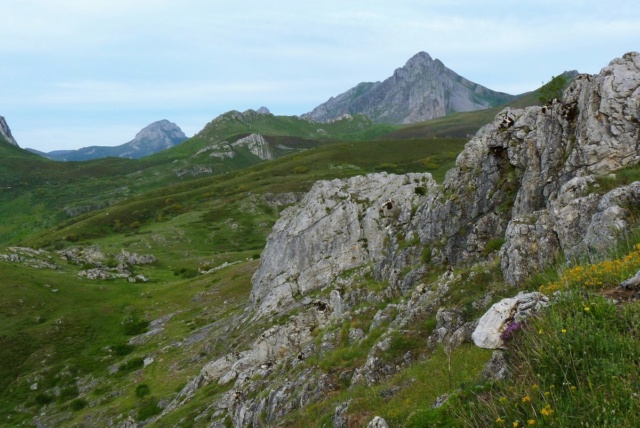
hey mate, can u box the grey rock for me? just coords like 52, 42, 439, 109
367, 416, 389, 428
333, 400, 351, 428
482, 350, 510, 381
0, 116, 18, 146
251, 172, 435, 316
621, 271, 640, 290
231, 133, 275, 160
472, 292, 549, 349
304, 52, 514, 124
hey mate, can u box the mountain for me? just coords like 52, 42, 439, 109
39, 119, 187, 161
2, 53, 639, 427
0, 116, 18, 146
303, 51, 516, 124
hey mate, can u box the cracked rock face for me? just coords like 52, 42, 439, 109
251, 172, 435, 316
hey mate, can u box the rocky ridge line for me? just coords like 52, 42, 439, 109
303, 51, 514, 124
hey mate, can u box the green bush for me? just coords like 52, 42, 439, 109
119, 357, 145, 373
137, 397, 161, 420
111, 343, 134, 356
35, 393, 54, 406
122, 315, 149, 336
135, 384, 151, 398
538, 75, 569, 104
70, 398, 87, 411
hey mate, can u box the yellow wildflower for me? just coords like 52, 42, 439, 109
513, 422, 519, 428
561, 329, 567, 334
522, 395, 531, 403
496, 417, 505, 424
541, 404, 554, 416
584, 307, 590, 312
528, 420, 536, 425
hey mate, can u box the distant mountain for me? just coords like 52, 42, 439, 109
303, 51, 515, 124
37, 120, 187, 161
0, 116, 19, 146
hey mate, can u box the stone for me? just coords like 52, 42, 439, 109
472, 292, 549, 349
482, 350, 510, 380
367, 416, 390, 428
621, 271, 640, 290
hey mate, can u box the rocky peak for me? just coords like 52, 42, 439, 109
40, 119, 186, 161
303, 51, 515, 124
0, 116, 18, 146
133, 119, 185, 140
256, 106, 271, 115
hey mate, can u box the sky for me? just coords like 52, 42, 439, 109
2, 0, 639, 152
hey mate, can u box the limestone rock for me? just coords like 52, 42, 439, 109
0, 116, 18, 146
231, 133, 275, 160
472, 292, 549, 349
482, 350, 510, 381
367, 416, 390, 428
621, 271, 640, 290
251, 172, 435, 316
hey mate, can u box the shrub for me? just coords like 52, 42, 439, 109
122, 315, 149, 336
119, 357, 144, 373
135, 384, 151, 398
538, 74, 569, 104
483, 237, 505, 256
137, 397, 161, 420
70, 398, 87, 411
111, 343, 134, 356
35, 393, 54, 406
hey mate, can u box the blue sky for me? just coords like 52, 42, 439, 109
2, 0, 639, 151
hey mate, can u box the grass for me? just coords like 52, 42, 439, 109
454, 291, 640, 427
448, 227, 640, 427
285, 345, 492, 427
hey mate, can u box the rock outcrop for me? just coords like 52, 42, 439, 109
251, 172, 436, 316
194, 134, 275, 161
0, 116, 18, 146
304, 51, 514, 124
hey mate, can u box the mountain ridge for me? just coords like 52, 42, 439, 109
303, 51, 515, 124
32, 119, 187, 161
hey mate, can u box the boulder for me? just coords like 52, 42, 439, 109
472, 292, 549, 349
